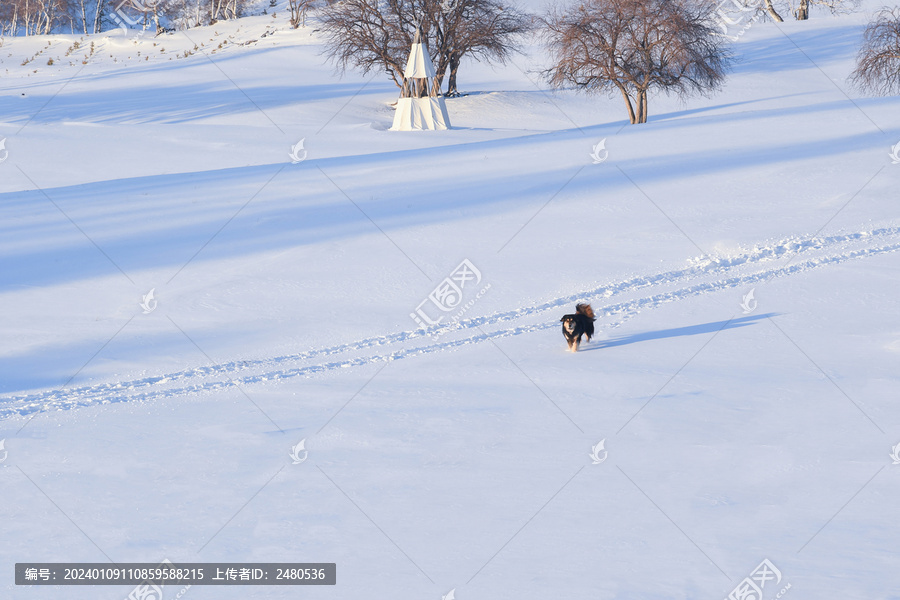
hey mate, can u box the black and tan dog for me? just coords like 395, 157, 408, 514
560, 303, 595, 352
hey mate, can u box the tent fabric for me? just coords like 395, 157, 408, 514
403, 43, 437, 79
391, 33, 451, 131
391, 97, 450, 131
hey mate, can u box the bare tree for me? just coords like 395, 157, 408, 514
764, 0, 785, 21
0, 1, 18, 34
542, 0, 731, 124
8, 0, 69, 34
319, 0, 531, 96
435, 0, 531, 95
850, 6, 900, 96
0, 0, 125, 33
62, 0, 107, 33
288, 0, 317, 28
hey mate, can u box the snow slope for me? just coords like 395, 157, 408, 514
1, 3, 900, 599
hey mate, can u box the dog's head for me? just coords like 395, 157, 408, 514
561, 316, 577, 333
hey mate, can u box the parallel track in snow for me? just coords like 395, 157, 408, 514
2, 227, 899, 419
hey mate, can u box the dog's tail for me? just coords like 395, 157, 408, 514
577, 303, 595, 340
576, 303, 595, 320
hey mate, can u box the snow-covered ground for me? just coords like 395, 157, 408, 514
2, 2, 900, 599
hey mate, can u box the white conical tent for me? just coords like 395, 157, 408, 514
391, 32, 451, 131
404, 43, 437, 79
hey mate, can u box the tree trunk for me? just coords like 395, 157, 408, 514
620, 87, 637, 124
78, 0, 88, 34
795, 0, 809, 20
764, 0, 784, 22
289, 0, 301, 28
637, 89, 648, 124
445, 53, 460, 96
92, 0, 102, 32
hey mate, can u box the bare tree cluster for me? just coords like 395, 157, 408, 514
287, 0, 321, 28
759, 0, 860, 22
1, 0, 70, 35
206, 0, 247, 22
319, 0, 531, 96
850, 6, 900, 96
0, 0, 251, 35
790, 0, 860, 20
711, 0, 859, 24
542, 0, 731, 124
